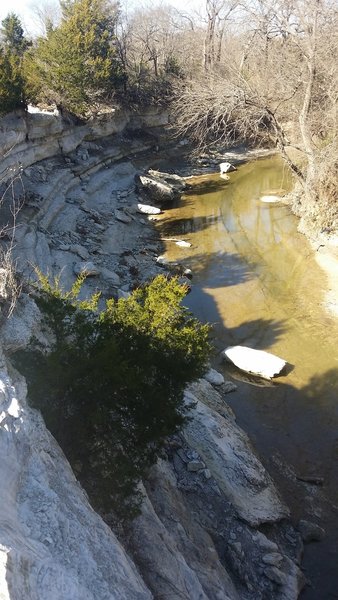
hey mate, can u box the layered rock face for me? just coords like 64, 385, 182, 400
0, 107, 168, 180
0, 352, 152, 600
128, 380, 304, 600
0, 111, 305, 599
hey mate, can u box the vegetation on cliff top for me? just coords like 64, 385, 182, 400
14, 273, 211, 518
0, 0, 337, 233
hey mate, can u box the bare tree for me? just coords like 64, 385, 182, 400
29, 0, 61, 36
203, 0, 240, 69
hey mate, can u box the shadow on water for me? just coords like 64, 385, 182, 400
184, 178, 231, 196
219, 365, 338, 600
179, 250, 255, 287
159, 215, 217, 235
163, 247, 287, 352
156, 154, 338, 599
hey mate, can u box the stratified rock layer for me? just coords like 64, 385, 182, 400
0, 353, 152, 600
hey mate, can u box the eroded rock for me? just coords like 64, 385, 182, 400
182, 379, 289, 526
298, 520, 325, 543
74, 261, 100, 277
0, 356, 152, 600
204, 368, 225, 386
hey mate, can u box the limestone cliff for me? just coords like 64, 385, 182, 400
0, 352, 152, 600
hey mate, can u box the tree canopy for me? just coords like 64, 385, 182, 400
0, 13, 28, 114
26, 0, 124, 113
0, 12, 30, 55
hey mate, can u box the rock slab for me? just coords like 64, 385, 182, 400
183, 379, 289, 526
223, 345, 287, 379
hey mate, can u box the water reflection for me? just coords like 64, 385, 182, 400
157, 156, 337, 388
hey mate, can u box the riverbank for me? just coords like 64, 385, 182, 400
310, 240, 338, 318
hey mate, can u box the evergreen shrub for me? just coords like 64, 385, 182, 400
15, 273, 210, 518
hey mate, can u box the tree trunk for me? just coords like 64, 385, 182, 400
299, 1, 319, 192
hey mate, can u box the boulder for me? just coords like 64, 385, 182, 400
136, 175, 178, 204
135, 170, 187, 205
204, 368, 224, 386
264, 566, 287, 586
219, 162, 237, 174
148, 169, 187, 191
223, 381, 238, 394
136, 203, 162, 215
114, 210, 132, 224
262, 553, 284, 568
222, 346, 287, 379
74, 261, 100, 277
100, 267, 121, 286
187, 460, 205, 472
298, 520, 325, 543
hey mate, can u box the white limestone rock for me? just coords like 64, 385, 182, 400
182, 379, 289, 526
136, 203, 161, 215
222, 345, 287, 379
260, 195, 281, 203
175, 240, 192, 248
156, 256, 169, 265
204, 368, 224, 386
0, 355, 152, 600
219, 162, 237, 174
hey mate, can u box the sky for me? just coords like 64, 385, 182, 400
0, 0, 203, 37
0, 0, 38, 35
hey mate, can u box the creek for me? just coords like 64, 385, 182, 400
156, 155, 338, 600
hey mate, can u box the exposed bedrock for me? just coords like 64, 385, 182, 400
0, 107, 168, 180
0, 354, 152, 600
128, 380, 304, 600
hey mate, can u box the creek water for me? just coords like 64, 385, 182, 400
156, 155, 338, 599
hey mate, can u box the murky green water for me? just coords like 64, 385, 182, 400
157, 155, 338, 599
